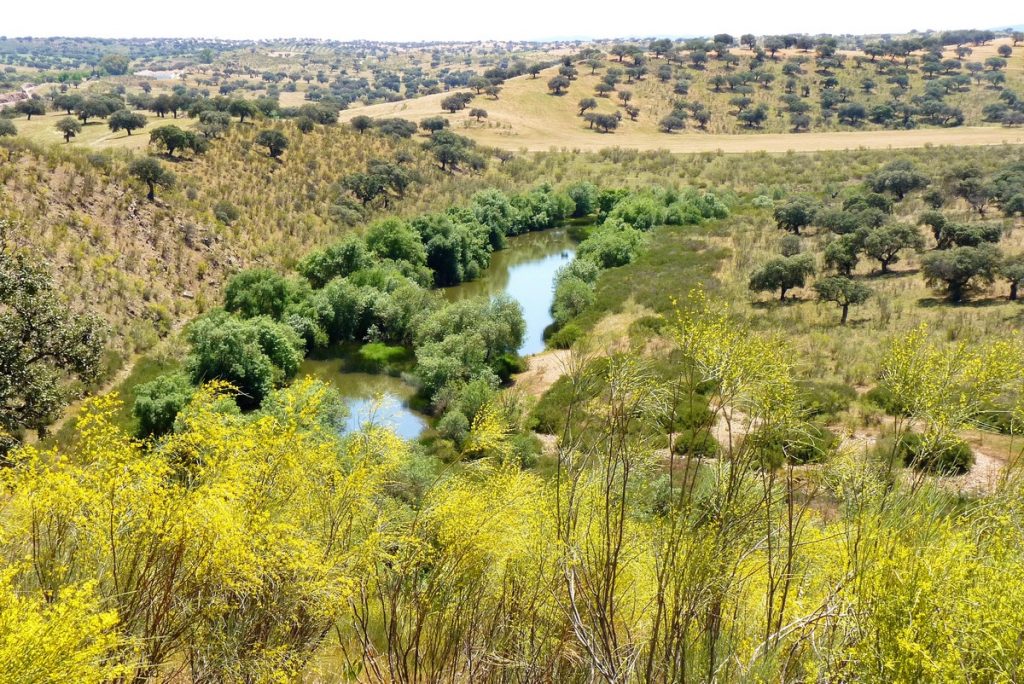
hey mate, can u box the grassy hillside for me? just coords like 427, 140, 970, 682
343, 38, 1024, 151
0, 121, 510, 380
529, 144, 1024, 391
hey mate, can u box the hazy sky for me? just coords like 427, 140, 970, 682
3, 1, 1020, 41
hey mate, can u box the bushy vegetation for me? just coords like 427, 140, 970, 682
6, 291, 1024, 682
3, 32, 1024, 681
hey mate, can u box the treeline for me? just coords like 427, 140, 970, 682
542, 31, 1022, 135
549, 185, 730, 346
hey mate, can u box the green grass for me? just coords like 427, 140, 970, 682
48, 354, 182, 448
10, 109, 197, 151
573, 224, 730, 330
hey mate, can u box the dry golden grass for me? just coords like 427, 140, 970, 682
341, 38, 1024, 153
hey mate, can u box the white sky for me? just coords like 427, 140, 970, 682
2, 1, 1020, 41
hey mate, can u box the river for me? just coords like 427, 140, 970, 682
301, 228, 576, 438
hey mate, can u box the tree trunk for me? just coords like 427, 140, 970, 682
147, 182, 155, 202
1010, 281, 1018, 301
779, 288, 787, 301
841, 303, 849, 324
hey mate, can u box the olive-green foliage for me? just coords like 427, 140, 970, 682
749, 253, 816, 300
748, 421, 838, 467
548, 322, 584, 349
576, 219, 645, 268
297, 237, 372, 288
223, 268, 294, 320
897, 431, 975, 474
132, 372, 194, 437
795, 380, 857, 419
606, 195, 664, 231
671, 428, 719, 457
566, 181, 600, 217
509, 184, 575, 234
529, 374, 576, 434
414, 294, 525, 397
411, 211, 492, 286
185, 310, 304, 408
212, 200, 240, 225
921, 244, 1001, 301
0, 247, 107, 451
365, 217, 428, 267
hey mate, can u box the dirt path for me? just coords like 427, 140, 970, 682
479, 126, 1024, 154
512, 349, 571, 398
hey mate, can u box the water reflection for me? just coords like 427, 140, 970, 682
443, 229, 576, 356
298, 358, 426, 440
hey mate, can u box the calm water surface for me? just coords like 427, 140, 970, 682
301, 228, 575, 438
443, 229, 576, 356
298, 357, 427, 439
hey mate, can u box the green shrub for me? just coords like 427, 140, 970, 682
607, 195, 664, 231
660, 393, 714, 433
864, 385, 911, 416
548, 323, 583, 349
132, 372, 194, 437
436, 409, 470, 448
494, 353, 527, 382
897, 432, 974, 475
671, 428, 719, 458
529, 375, 576, 434
510, 432, 543, 468
748, 422, 838, 468
213, 200, 240, 225
796, 380, 857, 419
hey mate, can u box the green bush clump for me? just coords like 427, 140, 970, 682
897, 432, 974, 475
529, 375, 576, 434
864, 385, 911, 416
748, 422, 838, 468
796, 380, 857, 419
494, 353, 528, 382
662, 394, 714, 433
671, 429, 719, 458
132, 372, 194, 437
548, 323, 583, 349
213, 200, 240, 225
607, 195, 664, 231
510, 432, 543, 468
576, 220, 645, 268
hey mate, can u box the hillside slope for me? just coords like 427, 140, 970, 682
342, 39, 1024, 152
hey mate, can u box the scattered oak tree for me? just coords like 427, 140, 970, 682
55, 116, 81, 143
774, 197, 818, 235
814, 275, 872, 324
862, 223, 925, 273
255, 129, 289, 158
107, 109, 147, 136
749, 253, 816, 301
921, 244, 1000, 302
128, 156, 175, 201
0, 239, 106, 453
